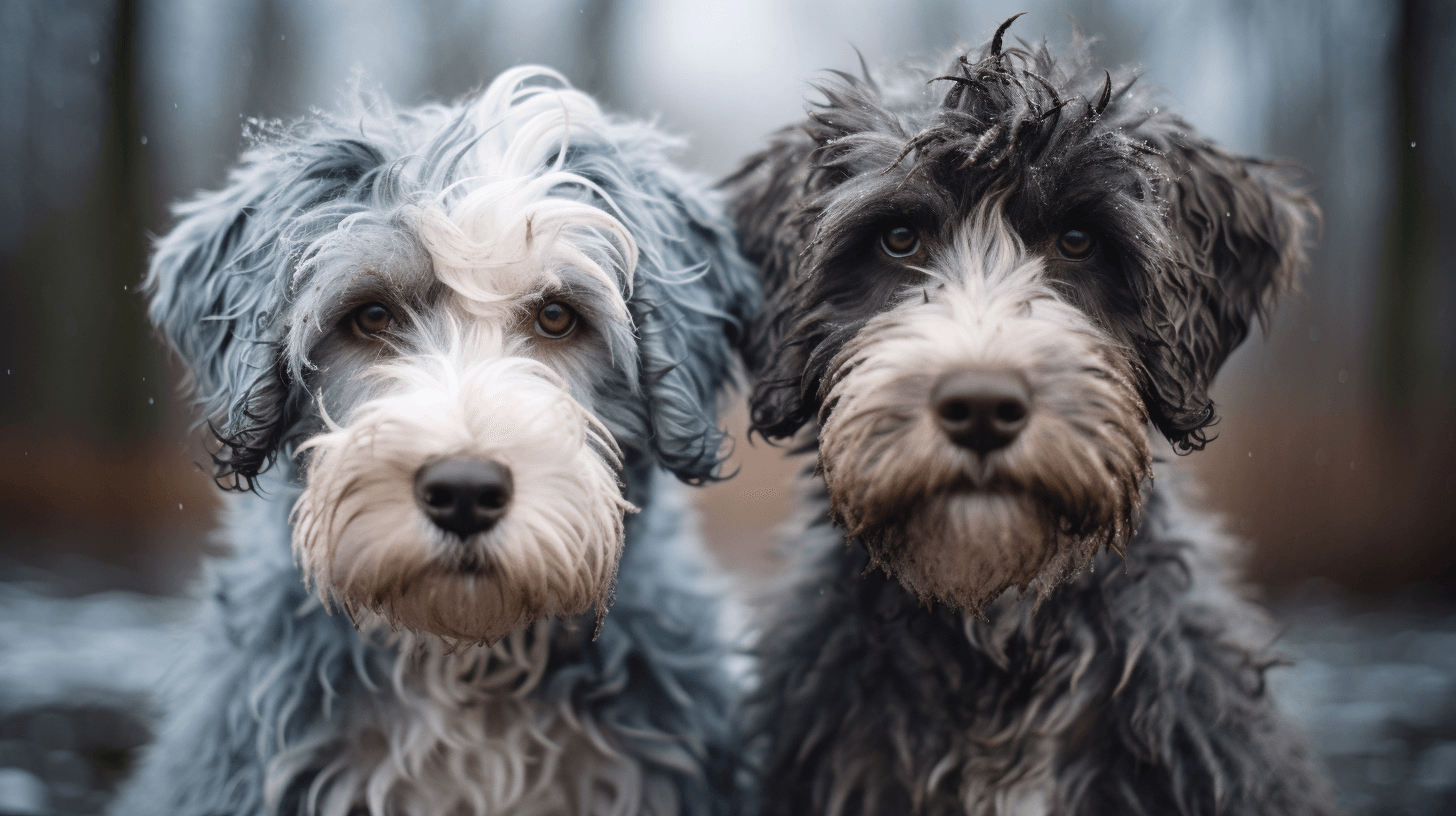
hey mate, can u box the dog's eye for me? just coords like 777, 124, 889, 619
535, 300, 578, 339
1057, 230, 1095, 260
880, 225, 921, 258
353, 302, 393, 335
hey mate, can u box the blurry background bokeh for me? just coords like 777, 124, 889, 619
2, 0, 1453, 597
1, 0, 1454, 812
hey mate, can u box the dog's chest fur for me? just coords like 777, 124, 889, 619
290, 624, 643, 816
749, 481, 1319, 816
113, 475, 737, 816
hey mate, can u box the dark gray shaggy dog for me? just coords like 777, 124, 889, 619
725, 19, 1338, 816
112, 67, 756, 816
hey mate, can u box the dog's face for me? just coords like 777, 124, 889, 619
286, 184, 639, 644
729, 28, 1316, 613
148, 68, 755, 643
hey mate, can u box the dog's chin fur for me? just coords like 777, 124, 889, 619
818, 224, 1151, 613
860, 491, 1052, 614
292, 348, 631, 644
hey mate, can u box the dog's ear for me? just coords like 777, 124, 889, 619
1137, 134, 1318, 452
721, 129, 820, 441
597, 153, 761, 484
632, 176, 760, 484
146, 136, 386, 489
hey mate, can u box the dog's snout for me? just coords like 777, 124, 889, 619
931, 371, 1031, 455
414, 457, 514, 538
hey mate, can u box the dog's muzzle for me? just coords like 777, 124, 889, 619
290, 348, 632, 643
817, 263, 1151, 613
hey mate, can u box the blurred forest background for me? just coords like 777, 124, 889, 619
2, 1, 1456, 812
0, 0, 1452, 602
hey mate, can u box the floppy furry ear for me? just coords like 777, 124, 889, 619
631, 174, 760, 483
588, 141, 761, 484
722, 127, 821, 441
1137, 134, 1318, 452
146, 135, 387, 489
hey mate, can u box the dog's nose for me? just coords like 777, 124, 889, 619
931, 370, 1031, 455
413, 457, 514, 538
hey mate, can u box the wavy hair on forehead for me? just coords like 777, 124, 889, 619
416, 67, 637, 318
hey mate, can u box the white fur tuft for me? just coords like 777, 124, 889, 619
415, 67, 635, 325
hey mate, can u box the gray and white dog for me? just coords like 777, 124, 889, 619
726, 19, 1337, 816
114, 67, 757, 816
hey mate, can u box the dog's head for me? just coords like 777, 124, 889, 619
147, 68, 756, 643
727, 22, 1316, 613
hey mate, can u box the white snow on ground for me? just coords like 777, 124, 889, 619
0, 584, 191, 716
1273, 598, 1456, 816
0, 582, 1453, 814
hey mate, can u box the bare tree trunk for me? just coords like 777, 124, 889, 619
243, 0, 303, 122
5, 0, 155, 442
94, 0, 154, 440
1377, 0, 1432, 409
576, 0, 619, 108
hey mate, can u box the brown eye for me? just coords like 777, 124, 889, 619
535, 300, 578, 339
880, 224, 921, 258
353, 302, 393, 335
1058, 229, 1095, 260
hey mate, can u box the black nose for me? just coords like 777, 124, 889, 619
931, 370, 1032, 455
413, 457, 514, 538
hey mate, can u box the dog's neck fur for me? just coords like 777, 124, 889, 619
115, 464, 737, 816
748, 462, 1329, 816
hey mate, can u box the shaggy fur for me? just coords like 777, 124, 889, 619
726, 20, 1336, 816
114, 67, 757, 816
